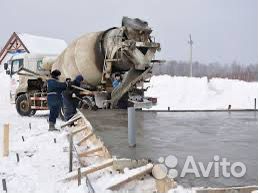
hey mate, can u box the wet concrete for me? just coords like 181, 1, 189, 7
81, 109, 258, 188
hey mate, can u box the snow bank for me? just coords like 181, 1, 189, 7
145, 75, 258, 110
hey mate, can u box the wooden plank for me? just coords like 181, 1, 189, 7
3, 124, 9, 157
70, 126, 87, 135
71, 85, 93, 95
77, 132, 94, 146
107, 163, 153, 190
61, 115, 82, 128
79, 146, 103, 157
195, 186, 258, 193
63, 159, 113, 181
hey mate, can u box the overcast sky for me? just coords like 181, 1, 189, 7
1, 0, 257, 64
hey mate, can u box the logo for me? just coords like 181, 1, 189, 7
152, 155, 246, 180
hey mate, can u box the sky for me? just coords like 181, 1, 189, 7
0, 0, 257, 64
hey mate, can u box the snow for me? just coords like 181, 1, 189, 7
1, 70, 256, 192
145, 75, 258, 110
17, 33, 67, 55
168, 186, 195, 193
0, 68, 76, 193
0, 69, 158, 193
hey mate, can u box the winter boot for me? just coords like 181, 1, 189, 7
48, 122, 59, 132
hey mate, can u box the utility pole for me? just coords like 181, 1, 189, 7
188, 34, 193, 77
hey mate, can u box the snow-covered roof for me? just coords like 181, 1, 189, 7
17, 33, 67, 55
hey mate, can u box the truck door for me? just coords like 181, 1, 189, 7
10, 59, 23, 103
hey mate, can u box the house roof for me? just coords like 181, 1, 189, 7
17, 33, 67, 55
0, 32, 67, 64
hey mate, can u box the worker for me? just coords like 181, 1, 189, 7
112, 73, 122, 89
47, 69, 67, 131
62, 75, 84, 121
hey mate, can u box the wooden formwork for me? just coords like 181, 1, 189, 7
61, 111, 158, 192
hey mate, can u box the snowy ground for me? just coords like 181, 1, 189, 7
0, 70, 88, 192
0, 70, 162, 193
145, 75, 258, 110
1, 69, 257, 192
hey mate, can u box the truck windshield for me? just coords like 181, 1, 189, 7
11, 59, 24, 75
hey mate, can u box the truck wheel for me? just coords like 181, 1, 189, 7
16, 94, 32, 116
80, 97, 94, 110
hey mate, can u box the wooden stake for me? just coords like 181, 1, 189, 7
29, 123, 31, 130
2, 178, 7, 192
16, 153, 20, 163
69, 134, 73, 172
3, 124, 9, 157
78, 168, 81, 186
22, 136, 25, 142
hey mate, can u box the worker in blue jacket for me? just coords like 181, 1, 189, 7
112, 73, 122, 89
47, 70, 67, 131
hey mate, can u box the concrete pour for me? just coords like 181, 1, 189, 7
80, 109, 258, 188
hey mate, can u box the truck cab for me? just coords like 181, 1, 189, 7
4, 53, 57, 116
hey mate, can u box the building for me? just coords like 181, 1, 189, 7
0, 32, 67, 65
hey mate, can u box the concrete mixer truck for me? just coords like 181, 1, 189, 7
5, 17, 161, 117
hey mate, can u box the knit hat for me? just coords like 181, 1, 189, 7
51, 70, 61, 79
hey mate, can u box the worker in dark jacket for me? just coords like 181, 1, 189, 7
47, 70, 67, 131
62, 75, 84, 121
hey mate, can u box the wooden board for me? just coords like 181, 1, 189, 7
77, 132, 94, 146
70, 126, 87, 135
63, 159, 113, 181
195, 186, 258, 193
107, 163, 153, 190
61, 115, 82, 128
79, 146, 103, 157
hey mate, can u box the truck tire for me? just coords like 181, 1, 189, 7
79, 96, 98, 111
16, 94, 33, 116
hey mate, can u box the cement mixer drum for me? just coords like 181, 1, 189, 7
51, 17, 161, 108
